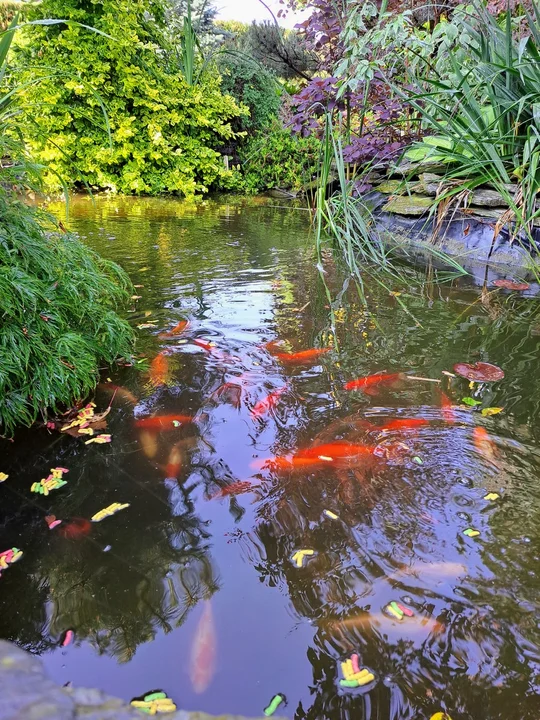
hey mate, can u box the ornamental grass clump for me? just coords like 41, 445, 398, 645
0, 192, 134, 435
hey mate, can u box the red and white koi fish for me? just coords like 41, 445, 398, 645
344, 371, 403, 392
190, 601, 216, 694
250, 386, 288, 419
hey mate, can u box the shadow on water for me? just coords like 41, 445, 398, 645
1, 194, 540, 718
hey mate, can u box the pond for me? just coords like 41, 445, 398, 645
1, 195, 540, 720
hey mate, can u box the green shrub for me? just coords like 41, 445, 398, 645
0, 191, 134, 435
239, 123, 320, 193
14, 0, 244, 195
218, 54, 281, 133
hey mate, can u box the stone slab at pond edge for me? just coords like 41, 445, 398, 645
0, 641, 284, 720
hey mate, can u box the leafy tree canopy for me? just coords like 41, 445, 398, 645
14, 0, 244, 195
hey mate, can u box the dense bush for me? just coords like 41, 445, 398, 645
218, 54, 282, 132
14, 0, 244, 195
0, 191, 134, 435
239, 123, 320, 192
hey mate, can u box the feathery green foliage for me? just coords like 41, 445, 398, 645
0, 192, 134, 435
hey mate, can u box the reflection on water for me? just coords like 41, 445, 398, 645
1, 195, 540, 718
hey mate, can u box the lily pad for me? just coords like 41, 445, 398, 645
492, 279, 529, 291
453, 362, 504, 382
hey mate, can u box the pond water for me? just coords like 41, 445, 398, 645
1, 195, 540, 719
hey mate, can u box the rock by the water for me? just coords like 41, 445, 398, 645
0, 641, 283, 720
382, 194, 434, 216
390, 159, 447, 177
470, 188, 508, 207
374, 179, 424, 195
419, 173, 442, 196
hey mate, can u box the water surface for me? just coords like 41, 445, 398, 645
1, 195, 540, 719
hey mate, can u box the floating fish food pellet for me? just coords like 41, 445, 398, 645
0, 548, 22, 576
0, 472, 8, 482
91, 503, 130, 523
383, 600, 414, 620
484, 492, 500, 501
31, 467, 69, 496
292, 549, 315, 567
463, 528, 480, 538
61, 629, 75, 647
264, 694, 286, 717
339, 654, 376, 689
324, 510, 339, 520
131, 690, 176, 714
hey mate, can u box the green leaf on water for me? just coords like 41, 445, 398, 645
462, 397, 482, 406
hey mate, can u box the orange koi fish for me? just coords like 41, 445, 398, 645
159, 319, 190, 338
58, 518, 91, 540
134, 414, 193, 430
98, 383, 138, 405
377, 418, 429, 432
473, 427, 498, 464
190, 600, 216, 694
193, 338, 216, 352
163, 444, 184, 479
275, 348, 331, 365
344, 371, 403, 392
149, 351, 170, 387
210, 382, 243, 410
323, 612, 445, 637
251, 456, 325, 472
210, 481, 253, 499
263, 339, 287, 355
251, 386, 288, 419
301, 442, 375, 460
440, 391, 456, 424
139, 429, 158, 459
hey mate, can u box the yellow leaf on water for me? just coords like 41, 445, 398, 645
0, 472, 8, 482
430, 714, 453, 720
481, 407, 503, 417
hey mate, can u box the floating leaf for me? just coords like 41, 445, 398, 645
454, 362, 504, 382
484, 492, 500, 501
462, 397, 482, 406
430, 714, 453, 720
0, 472, 8, 482
481, 407, 503, 417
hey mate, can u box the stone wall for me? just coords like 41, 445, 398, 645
0, 641, 282, 720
